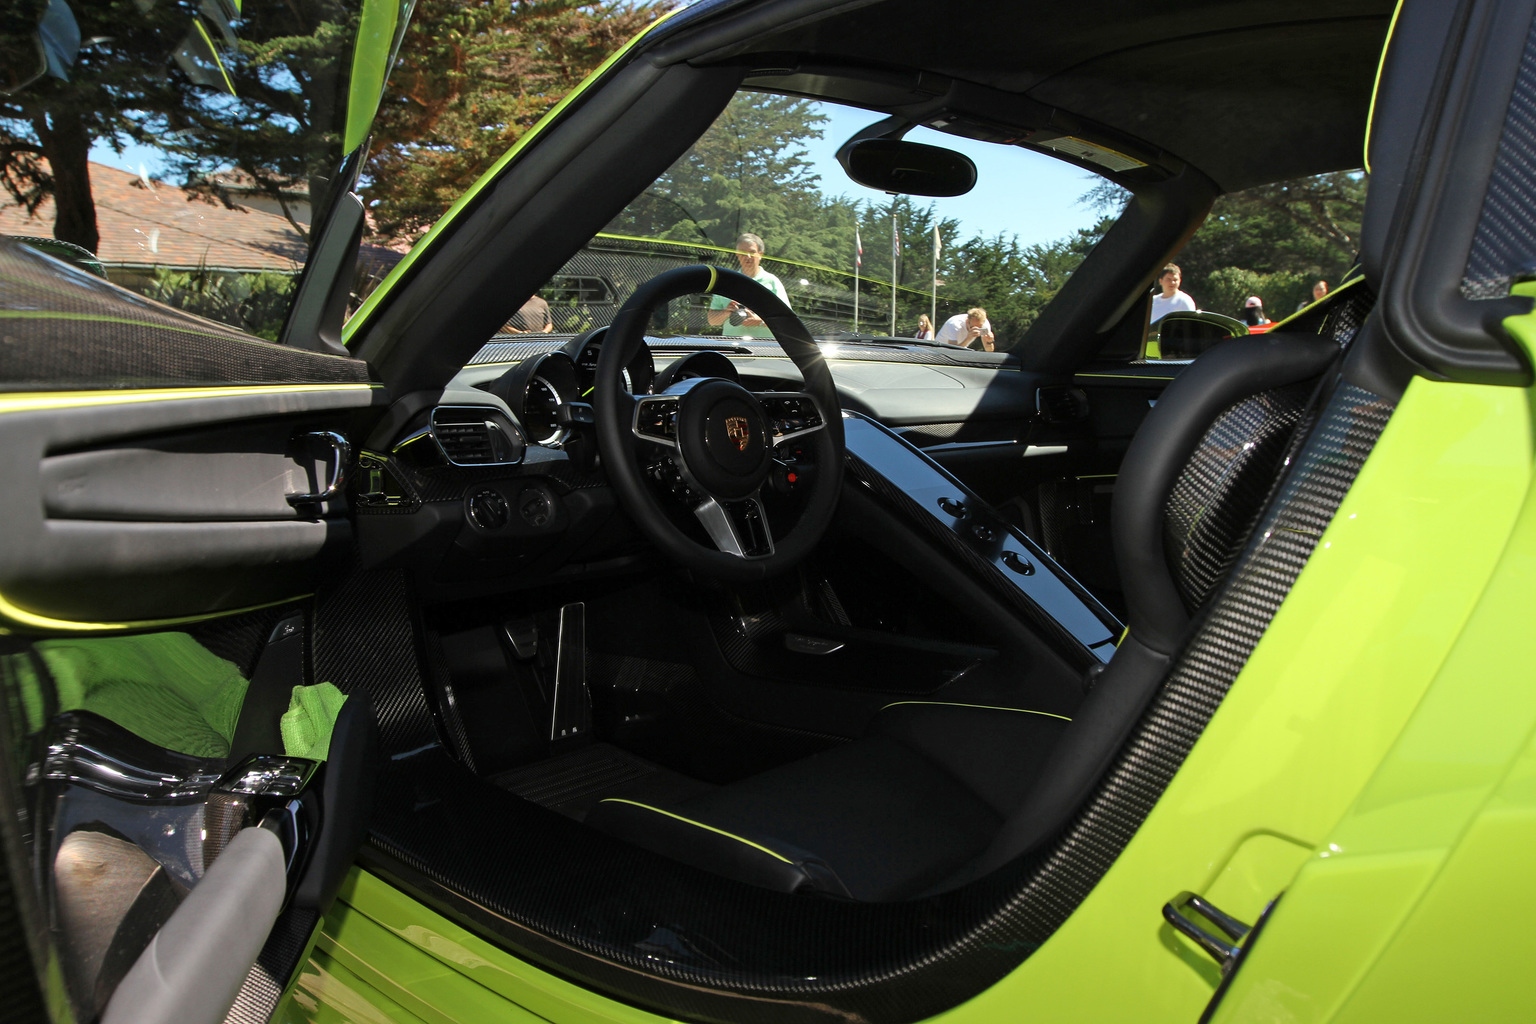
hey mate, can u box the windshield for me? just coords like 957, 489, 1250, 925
0, 0, 364, 340
501, 90, 1113, 351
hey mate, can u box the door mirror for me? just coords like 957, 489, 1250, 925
838, 139, 977, 197
1154, 310, 1248, 359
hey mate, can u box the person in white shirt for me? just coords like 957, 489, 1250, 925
1150, 264, 1196, 323
708, 233, 790, 338
935, 307, 995, 351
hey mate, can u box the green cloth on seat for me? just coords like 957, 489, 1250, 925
26, 633, 250, 758
280, 682, 347, 761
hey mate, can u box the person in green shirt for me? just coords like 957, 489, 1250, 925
708, 232, 791, 338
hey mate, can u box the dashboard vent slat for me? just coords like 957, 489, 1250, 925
430, 407, 523, 465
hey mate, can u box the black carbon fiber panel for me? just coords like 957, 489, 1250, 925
0, 239, 371, 388
1324, 289, 1373, 347
311, 570, 438, 756
360, 381, 1393, 1024
1164, 382, 1314, 611
185, 605, 295, 678
222, 907, 319, 1024
1464, 12, 1536, 299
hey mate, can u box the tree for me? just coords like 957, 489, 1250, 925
606, 90, 831, 260
365, 0, 672, 244
0, 0, 356, 252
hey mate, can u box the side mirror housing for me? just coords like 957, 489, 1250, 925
1154, 310, 1248, 359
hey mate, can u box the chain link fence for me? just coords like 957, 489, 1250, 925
538, 234, 969, 339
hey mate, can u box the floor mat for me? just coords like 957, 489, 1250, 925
491, 742, 715, 821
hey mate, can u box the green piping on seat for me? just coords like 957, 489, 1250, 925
878, 700, 1072, 722
596, 799, 793, 863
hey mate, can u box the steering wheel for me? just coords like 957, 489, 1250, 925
593, 266, 845, 581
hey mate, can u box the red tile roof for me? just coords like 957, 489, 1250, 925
0, 161, 401, 276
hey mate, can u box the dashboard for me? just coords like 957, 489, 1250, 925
351, 328, 1168, 612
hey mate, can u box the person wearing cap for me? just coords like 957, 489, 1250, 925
1241, 295, 1270, 327
1150, 264, 1196, 323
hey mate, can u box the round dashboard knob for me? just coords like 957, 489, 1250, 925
520, 488, 553, 527
467, 488, 511, 530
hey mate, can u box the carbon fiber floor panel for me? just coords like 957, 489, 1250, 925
493, 742, 714, 821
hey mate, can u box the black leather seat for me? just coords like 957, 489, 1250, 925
588, 331, 1342, 900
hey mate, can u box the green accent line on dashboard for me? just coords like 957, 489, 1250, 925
343, 6, 688, 338
0, 382, 379, 416
1076, 372, 1176, 381
597, 799, 793, 862
879, 700, 1072, 722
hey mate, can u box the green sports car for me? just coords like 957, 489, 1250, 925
3, 1, 1534, 1022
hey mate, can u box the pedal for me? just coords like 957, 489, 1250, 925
548, 602, 591, 751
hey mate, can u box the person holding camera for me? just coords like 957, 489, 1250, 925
708, 233, 791, 338
936, 307, 995, 351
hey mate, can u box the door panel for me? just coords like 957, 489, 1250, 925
0, 386, 380, 629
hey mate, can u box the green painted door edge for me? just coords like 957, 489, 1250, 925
343, 0, 403, 154
341, 6, 688, 341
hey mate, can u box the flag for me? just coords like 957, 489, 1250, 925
933, 224, 941, 260
855, 226, 862, 268
893, 231, 901, 259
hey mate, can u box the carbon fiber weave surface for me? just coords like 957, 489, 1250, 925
312, 569, 438, 755
222, 907, 319, 1024
1164, 381, 1315, 611
0, 239, 371, 388
361, 380, 1392, 1024
1464, 12, 1536, 299
1323, 289, 1374, 347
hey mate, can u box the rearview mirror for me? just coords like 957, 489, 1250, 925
838, 139, 977, 197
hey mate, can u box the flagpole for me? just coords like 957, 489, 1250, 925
890, 203, 898, 337
931, 224, 939, 332
854, 222, 861, 333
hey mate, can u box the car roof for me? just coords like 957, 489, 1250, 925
681, 0, 1395, 192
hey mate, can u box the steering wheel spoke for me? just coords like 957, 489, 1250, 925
694, 493, 774, 558
759, 392, 827, 446
633, 394, 680, 446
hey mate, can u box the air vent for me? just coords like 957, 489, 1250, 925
1035, 386, 1090, 424
430, 407, 524, 466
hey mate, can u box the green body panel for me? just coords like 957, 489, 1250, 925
298, 360, 1534, 1021
345, 0, 407, 154
1204, 289, 1536, 1023
342, 8, 686, 339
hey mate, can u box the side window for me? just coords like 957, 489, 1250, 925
1146, 170, 1366, 359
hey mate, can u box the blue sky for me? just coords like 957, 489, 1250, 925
802, 103, 1109, 250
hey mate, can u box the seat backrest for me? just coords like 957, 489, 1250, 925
960, 331, 1342, 881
